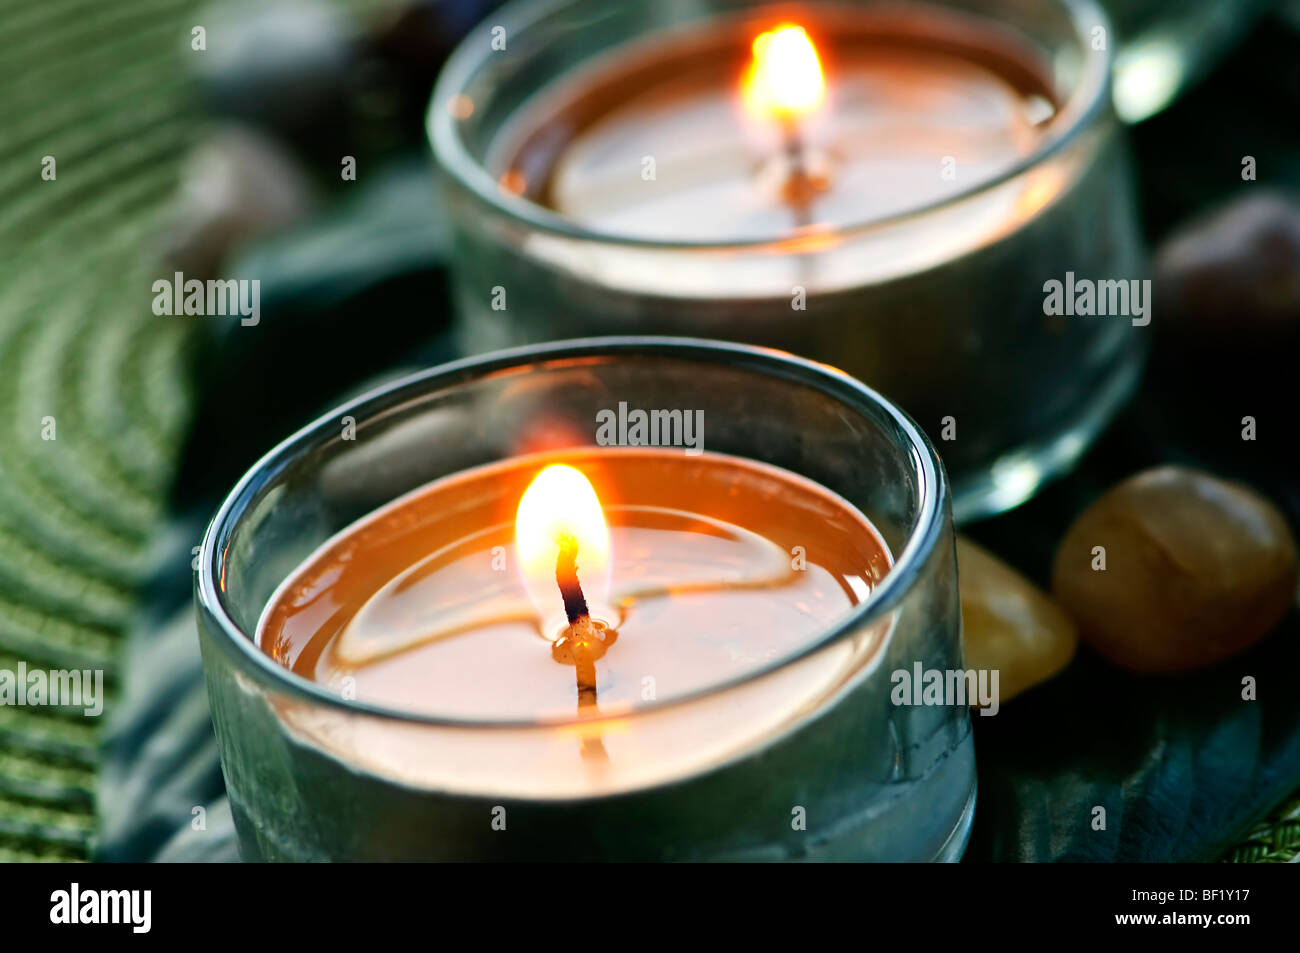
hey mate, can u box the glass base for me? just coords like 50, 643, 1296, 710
770, 729, 977, 862
932, 778, 977, 862
949, 339, 1146, 524
230, 773, 980, 862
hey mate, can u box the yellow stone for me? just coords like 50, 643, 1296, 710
957, 537, 1077, 702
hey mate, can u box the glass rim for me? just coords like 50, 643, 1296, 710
197, 337, 948, 730
427, 0, 1115, 251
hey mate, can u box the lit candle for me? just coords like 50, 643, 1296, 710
507, 16, 1049, 247
197, 339, 974, 860
431, 0, 1147, 521
259, 448, 890, 795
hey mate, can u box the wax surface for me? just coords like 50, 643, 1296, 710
494, 9, 1058, 242
259, 449, 890, 721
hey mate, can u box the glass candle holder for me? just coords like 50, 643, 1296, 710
196, 338, 974, 861
1108, 0, 1271, 122
430, 0, 1148, 524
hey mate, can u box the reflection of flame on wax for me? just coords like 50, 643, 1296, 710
515, 465, 612, 635
743, 24, 825, 121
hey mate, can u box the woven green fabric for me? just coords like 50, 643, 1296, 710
0, 0, 199, 860
1224, 793, 1300, 863
0, 0, 1294, 863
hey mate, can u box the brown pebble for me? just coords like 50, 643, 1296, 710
161, 125, 316, 277
1154, 192, 1300, 332
1051, 467, 1298, 672
957, 537, 1077, 702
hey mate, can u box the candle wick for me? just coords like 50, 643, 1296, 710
555, 532, 590, 625
552, 531, 616, 704
779, 116, 823, 221
782, 118, 807, 183
552, 533, 614, 763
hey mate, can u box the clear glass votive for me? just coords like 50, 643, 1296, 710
196, 338, 974, 861
430, 0, 1149, 523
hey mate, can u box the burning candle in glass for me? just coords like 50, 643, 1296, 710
431, 0, 1148, 522
197, 339, 973, 860
261, 450, 892, 793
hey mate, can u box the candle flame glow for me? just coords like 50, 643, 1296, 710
515, 465, 612, 635
743, 24, 825, 121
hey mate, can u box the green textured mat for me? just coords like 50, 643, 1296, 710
0, 0, 198, 860
1225, 793, 1300, 863
0, 0, 1295, 863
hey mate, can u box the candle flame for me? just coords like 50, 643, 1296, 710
515, 465, 612, 635
743, 24, 825, 121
